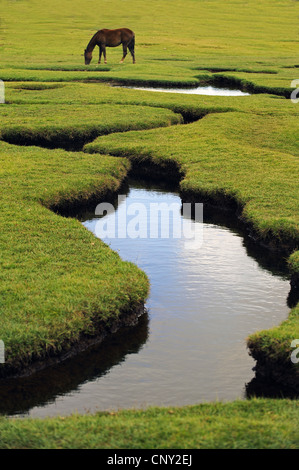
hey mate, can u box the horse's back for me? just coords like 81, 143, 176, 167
120, 28, 134, 35
97, 28, 134, 46
98, 28, 134, 37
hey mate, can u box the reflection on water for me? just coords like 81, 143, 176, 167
116, 85, 250, 96
0, 314, 149, 417
1, 179, 293, 418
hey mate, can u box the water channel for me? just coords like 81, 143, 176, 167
1, 83, 294, 418
1, 179, 291, 418
115, 84, 250, 96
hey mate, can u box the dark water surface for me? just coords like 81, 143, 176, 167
2, 180, 291, 418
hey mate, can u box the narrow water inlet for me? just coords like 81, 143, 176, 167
113, 84, 250, 96
4, 179, 292, 418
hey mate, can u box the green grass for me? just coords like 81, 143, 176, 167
0, 102, 182, 147
0, 399, 297, 449
0, 0, 299, 450
0, 140, 149, 371
1, 0, 298, 93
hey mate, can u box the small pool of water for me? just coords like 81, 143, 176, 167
2, 180, 291, 418
117, 84, 250, 96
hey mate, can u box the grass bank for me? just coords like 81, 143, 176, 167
0, 399, 297, 449
0, 140, 149, 375
0, 102, 181, 149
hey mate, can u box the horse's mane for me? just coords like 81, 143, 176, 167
86, 31, 99, 52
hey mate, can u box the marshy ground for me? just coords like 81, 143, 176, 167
0, 0, 298, 449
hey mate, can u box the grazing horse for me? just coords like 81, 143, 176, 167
84, 28, 135, 64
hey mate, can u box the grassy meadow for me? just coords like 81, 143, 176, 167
0, 399, 298, 449
0, 0, 298, 449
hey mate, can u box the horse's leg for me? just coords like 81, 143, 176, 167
98, 45, 103, 64
102, 45, 107, 64
128, 41, 135, 64
120, 43, 128, 63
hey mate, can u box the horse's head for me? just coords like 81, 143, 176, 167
84, 49, 92, 65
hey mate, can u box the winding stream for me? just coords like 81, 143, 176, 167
2, 179, 291, 418
0, 83, 294, 418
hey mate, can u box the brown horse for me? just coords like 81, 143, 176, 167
84, 28, 135, 65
